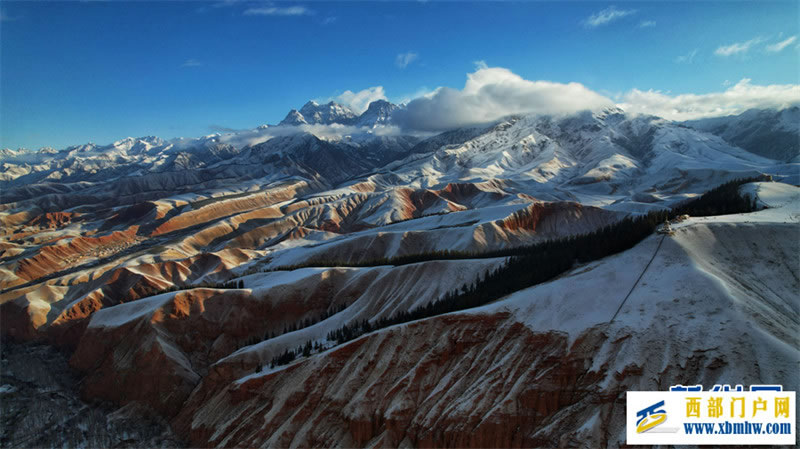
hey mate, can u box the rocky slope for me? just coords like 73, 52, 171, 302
66, 182, 800, 448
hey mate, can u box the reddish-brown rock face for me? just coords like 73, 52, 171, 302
71, 317, 202, 418
27, 211, 78, 229
69, 289, 243, 417
437, 182, 482, 203
172, 313, 609, 448
498, 202, 618, 235
65, 259, 507, 419
0, 176, 623, 348
6, 226, 141, 289
0, 299, 41, 340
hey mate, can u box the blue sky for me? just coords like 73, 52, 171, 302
1, 1, 798, 149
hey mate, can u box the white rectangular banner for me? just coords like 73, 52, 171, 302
627, 391, 796, 445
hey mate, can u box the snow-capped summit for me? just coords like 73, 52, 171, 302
296, 100, 358, 125
110, 136, 165, 155
279, 109, 308, 126
0, 148, 26, 158
278, 101, 358, 126
354, 99, 399, 128
593, 106, 627, 122
278, 99, 400, 128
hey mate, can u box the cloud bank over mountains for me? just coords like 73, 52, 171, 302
618, 78, 800, 121
14, 64, 798, 151
392, 64, 614, 131
204, 64, 800, 149
349, 64, 800, 131
334, 87, 388, 114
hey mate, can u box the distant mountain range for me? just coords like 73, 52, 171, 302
4, 102, 798, 168
277, 99, 399, 128
683, 106, 799, 162
2, 104, 796, 215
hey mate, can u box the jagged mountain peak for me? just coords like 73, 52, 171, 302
279, 109, 308, 126
297, 100, 357, 125
278, 100, 358, 126
109, 136, 165, 155
593, 106, 626, 121
278, 99, 400, 128
365, 99, 395, 109
355, 100, 399, 128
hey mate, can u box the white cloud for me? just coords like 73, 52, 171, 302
617, 78, 800, 120
395, 86, 437, 106
196, 0, 244, 13
766, 36, 797, 53
181, 59, 203, 68
208, 0, 241, 8
296, 123, 361, 138
714, 37, 764, 57
638, 20, 656, 28
395, 52, 419, 69
674, 49, 698, 64
244, 6, 312, 16
584, 6, 636, 28
321, 16, 337, 25
392, 65, 614, 131
393, 67, 800, 130
335, 87, 388, 114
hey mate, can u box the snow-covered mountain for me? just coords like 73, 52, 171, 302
278, 100, 359, 126
4, 105, 797, 190
242, 132, 420, 184
0, 134, 245, 186
347, 108, 790, 211
277, 99, 400, 128
353, 99, 399, 128
684, 106, 800, 162
2, 107, 797, 225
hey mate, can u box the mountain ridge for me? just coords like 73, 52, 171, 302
3, 105, 798, 165
683, 106, 800, 161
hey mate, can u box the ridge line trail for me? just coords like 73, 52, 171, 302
609, 234, 667, 324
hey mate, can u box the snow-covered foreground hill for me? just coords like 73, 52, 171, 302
52, 183, 797, 447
